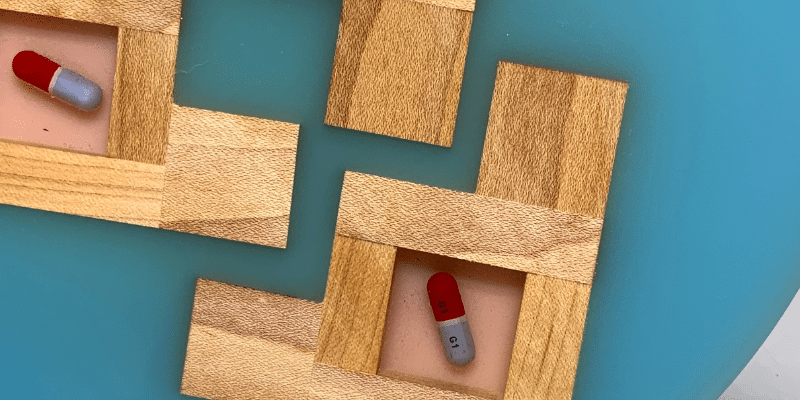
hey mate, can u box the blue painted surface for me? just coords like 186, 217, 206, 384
1, 0, 799, 398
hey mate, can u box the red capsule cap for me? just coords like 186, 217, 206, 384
12, 50, 60, 93
427, 272, 466, 322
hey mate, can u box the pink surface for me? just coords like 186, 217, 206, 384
0, 10, 117, 155
379, 248, 526, 399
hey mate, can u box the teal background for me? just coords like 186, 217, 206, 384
1, 0, 799, 398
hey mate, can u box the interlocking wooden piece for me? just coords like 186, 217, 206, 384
182, 279, 484, 400
476, 62, 627, 400
315, 235, 398, 374
180, 61, 628, 400
0, 141, 165, 227
325, 0, 473, 146
160, 105, 298, 248
0, 0, 183, 35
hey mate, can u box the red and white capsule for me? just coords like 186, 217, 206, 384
427, 272, 475, 366
12, 50, 102, 111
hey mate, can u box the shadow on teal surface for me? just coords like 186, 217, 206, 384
1, 0, 800, 399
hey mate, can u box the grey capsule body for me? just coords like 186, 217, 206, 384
437, 315, 475, 366
50, 67, 103, 111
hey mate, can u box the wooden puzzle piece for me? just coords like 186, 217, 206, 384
0, 4, 300, 249
161, 105, 298, 248
182, 61, 628, 399
325, 0, 474, 146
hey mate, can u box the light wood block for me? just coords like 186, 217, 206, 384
325, 0, 473, 146
502, 275, 591, 400
0, 0, 182, 35
0, 141, 164, 227
160, 105, 298, 248
107, 28, 179, 165
182, 279, 483, 400
476, 62, 628, 219
315, 235, 398, 374
337, 171, 603, 284
474, 62, 627, 400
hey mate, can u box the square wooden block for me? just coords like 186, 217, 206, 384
160, 106, 298, 248
325, 0, 475, 146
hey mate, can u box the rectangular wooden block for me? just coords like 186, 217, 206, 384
315, 235, 397, 374
0, 141, 164, 227
475, 62, 628, 400
325, 0, 473, 146
182, 279, 483, 400
476, 62, 628, 219
503, 275, 591, 400
107, 28, 179, 165
0, 0, 183, 35
160, 105, 299, 248
337, 171, 603, 284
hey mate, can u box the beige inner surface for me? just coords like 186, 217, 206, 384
0, 9, 117, 155
378, 248, 526, 399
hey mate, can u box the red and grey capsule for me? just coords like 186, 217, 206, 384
12, 50, 102, 112
427, 272, 475, 366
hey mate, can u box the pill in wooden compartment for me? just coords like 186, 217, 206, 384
427, 272, 475, 366
13, 50, 102, 112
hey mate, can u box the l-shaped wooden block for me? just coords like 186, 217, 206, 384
182, 62, 628, 399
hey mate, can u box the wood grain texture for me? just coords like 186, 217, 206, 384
0, 141, 164, 227
325, 0, 472, 146
160, 105, 298, 248
315, 235, 397, 374
476, 62, 628, 219
337, 172, 603, 284
182, 279, 484, 400
409, 0, 475, 12
0, 0, 182, 35
503, 276, 591, 400
107, 28, 178, 165
473, 62, 627, 400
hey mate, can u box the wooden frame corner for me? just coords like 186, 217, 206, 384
0, 3, 299, 249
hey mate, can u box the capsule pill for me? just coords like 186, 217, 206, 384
427, 272, 475, 366
12, 50, 102, 111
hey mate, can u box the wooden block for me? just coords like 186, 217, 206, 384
0, 0, 182, 35
107, 28, 179, 165
476, 62, 628, 219
324, 0, 473, 146
315, 235, 397, 374
182, 279, 483, 400
503, 275, 591, 400
179, 61, 628, 399
474, 62, 627, 400
0, 141, 164, 227
337, 172, 603, 283
159, 105, 298, 248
